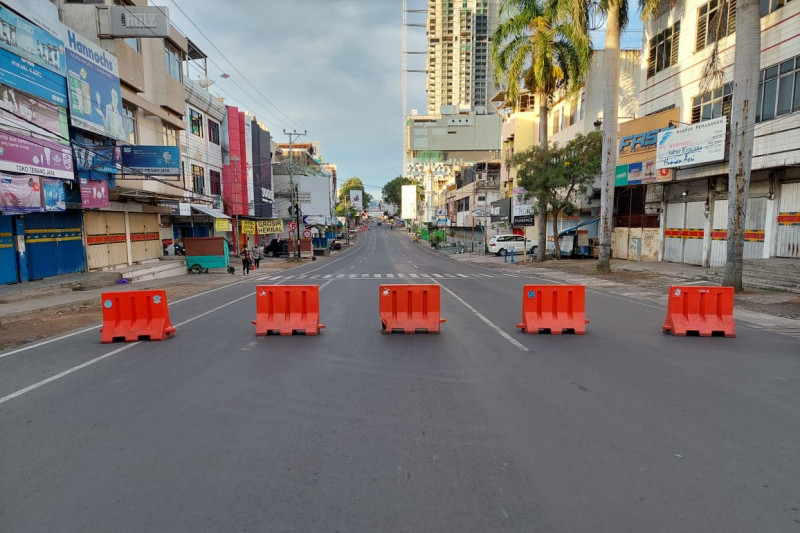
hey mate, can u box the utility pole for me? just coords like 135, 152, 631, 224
284, 129, 306, 260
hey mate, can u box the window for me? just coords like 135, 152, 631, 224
208, 119, 220, 144
696, 0, 735, 51
568, 98, 577, 126
164, 42, 182, 82
757, 55, 800, 122
122, 102, 137, 144
691, 83, 732, 123
189, 109, 203, 138
123, 37, 140, 52
191, 165, 204, 194
648, 22, 680, 78
162, 122, 179, 146
209, 169, 221, 195
553, 109, 561, 133
760, 0, 790, 16
579, 91, 585, 120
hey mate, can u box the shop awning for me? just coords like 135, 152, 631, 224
558, 215, 600, 237
190, 204, 230, 219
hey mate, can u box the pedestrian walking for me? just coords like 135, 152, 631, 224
252, 246, 261, 269
241, 248, 252, 275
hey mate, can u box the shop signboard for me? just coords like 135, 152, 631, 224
0, 129, 73, 179
4, 0, 61, 38
0, 81, 68, 140
257, 219, 283, 234
0, 5, 65, 74
80, 177, 108, 209
0, 172, 40, 213
656, 116, 727, 169
120, 145, 180, 175
241, 219, 256, 235
0, 47, 66, 106
42, 177, 64, 211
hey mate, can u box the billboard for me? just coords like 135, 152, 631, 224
120, 145, 180, 175
0, 129, 73, 179
61, 26, 126, 141
349, 189, 362, 210
3, 0, 61, 38
0, 47, 67, 106
73, 144, 120, 174
0, 4, 65, 74
108, 6, 170, 38
656, 116, 727, 169
256, 219, 283, 234
0, 81, 68, 140
401, 184, 417, 219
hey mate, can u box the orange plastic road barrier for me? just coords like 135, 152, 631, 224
662, 286, 735, 337
100, 290, 176, 343
516, 285, 589, 334
379, 284, 446, 334
252, 285, 325, 336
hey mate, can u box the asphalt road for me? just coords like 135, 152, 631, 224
1, 225, 798, 532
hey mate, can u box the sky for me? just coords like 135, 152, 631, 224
153, 0, 422, 201
154, 0, 644, 201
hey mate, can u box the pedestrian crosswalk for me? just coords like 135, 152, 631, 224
257, 271, 525, 281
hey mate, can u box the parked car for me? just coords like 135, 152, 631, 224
488, 234, 538, 256
263, 238, 289, 257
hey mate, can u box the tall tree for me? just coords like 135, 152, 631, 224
492, 0, 589, 261
512, 131, 602, 258
338, 177, 372, 211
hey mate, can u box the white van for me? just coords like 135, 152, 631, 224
487, 234, 538, 256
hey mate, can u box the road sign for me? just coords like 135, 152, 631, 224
288, 221, 297, 230
302, 229, 312, 239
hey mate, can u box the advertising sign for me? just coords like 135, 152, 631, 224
490, 197, 511, 223
349, 189, 362, 209
42, 177, 64, 211
61, 26, 125, 141
0, 47, 67, 106
0, 172, 40, 213
80, 177, 108, 209
109, 6, 170, 38
656, 116, 727, 169
215, 218, 230, 232
120, 145, 180, 175
401, 184, 417, 219
256, 219, 283, 234
296, 191, 311, 204
513, 187, 534, 216
0, 5, 65, 74
73, 144, 119, 173
0, 129, 73, 179
241, 219, 256, 235
615, 161, 672, 186
3, 0, 61, 38
0, 82, 68, 140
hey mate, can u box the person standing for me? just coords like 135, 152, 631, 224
241, 248, 252, 275
252, 246, 261, 269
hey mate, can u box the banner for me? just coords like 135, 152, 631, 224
42, 177, 64, 211
656, 116, 727, 169
80, 177, 108, 209
401, 184, 416, 219
0, 173, 41, 213
4, 0, 62, 38
73, 144, 119, 173
257, 219, 283, 234
241, 219, 256, 235
0, 47, 67, 106
0, 5, 65, 74
215, 218, 231, 232
0, 129, 74, 179
61, 26, 126, 141
120, 145, 180, 175
349, 189, 362, 210
0, 82, 68, 140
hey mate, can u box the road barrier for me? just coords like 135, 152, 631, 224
517, 285, 589, 334
662, 286, 735, 337
379, 284, 446, 334
100, 290, 176, 343
252, 285, 325, 336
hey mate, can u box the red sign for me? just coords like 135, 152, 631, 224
288, 221, 297, 230
302, 229, 312, 238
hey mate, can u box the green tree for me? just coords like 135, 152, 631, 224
382, 176, 422, 216
492, 0, 589, 261
512, 131, 601, 259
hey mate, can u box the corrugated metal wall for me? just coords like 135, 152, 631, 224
24, 212, 85, 279
776, 182, 800, 258
663, 203, 685, 263
0, 215, 17, 284
744, 197, 767, 259
85, 211, 128, 270
710, 199, 728, 267
129, 213, 161, 263
683, 202, 705, 265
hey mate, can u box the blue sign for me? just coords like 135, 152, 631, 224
0, 5, 66, 75
73, 144, 119, 174
121, 145, 180, 176
61, 27, 125, 141
0, 47, 66, 106
42, 177, 65, 211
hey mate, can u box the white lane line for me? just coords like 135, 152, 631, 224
361, 273, 369, 278
2, 292, 256, 406
437, 283, 529, 352
432, 273, 444, 278
396, 273, 405, 278
0, 343, 139, 406
0, 325, 101, 359
310, 275, 320, 279
242, 340, 258, 351
375, 274, 382, 278
410, 273, 420, 278
457, 273, 469, 278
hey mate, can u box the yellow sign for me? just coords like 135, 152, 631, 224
241, 220, 256, 235
214, 218, 231, 232
257, 219, 284, 234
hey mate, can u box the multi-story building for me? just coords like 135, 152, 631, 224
640, 0, 800, 265
425, 0, 499, 115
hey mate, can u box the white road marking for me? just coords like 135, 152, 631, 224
336, 274, 344, 278
349, 274, 357, 278
432, 273, 443, 278
375, 274, 382, 278
437, 283, 529, 352
386, 273, 395, 278
457, 274, 469, 278
324, 274, 332, 279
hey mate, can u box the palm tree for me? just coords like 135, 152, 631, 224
491, 0, 589, 261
